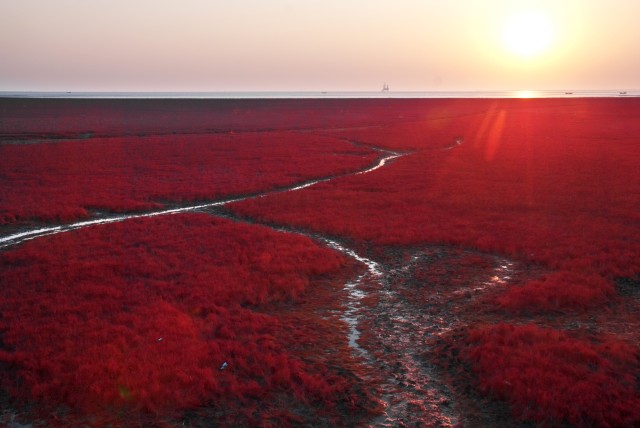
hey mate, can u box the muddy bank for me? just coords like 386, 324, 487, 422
334, 243, 547, 427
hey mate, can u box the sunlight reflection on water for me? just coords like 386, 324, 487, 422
514, 90, 537, 98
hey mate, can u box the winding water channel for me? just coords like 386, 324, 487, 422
0, 140, 516, 426
0, 147, 401, 249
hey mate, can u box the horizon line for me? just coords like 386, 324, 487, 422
1, 89, 638, 100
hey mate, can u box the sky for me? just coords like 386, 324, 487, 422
1, 0, 639, 92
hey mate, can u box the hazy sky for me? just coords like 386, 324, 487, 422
1, 0, 639, 92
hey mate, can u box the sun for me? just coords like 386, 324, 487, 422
502, 11, 554, 59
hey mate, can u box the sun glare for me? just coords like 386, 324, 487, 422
514, 90, 537, 98
502, 11, 554, 59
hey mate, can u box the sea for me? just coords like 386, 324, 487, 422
0, 90, 637, 99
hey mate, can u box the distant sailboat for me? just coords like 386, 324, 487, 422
382, 83, 389, 92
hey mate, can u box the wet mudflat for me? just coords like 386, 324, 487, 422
328, 243, 544, 427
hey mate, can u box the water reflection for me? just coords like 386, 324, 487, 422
514, 90, 538, 98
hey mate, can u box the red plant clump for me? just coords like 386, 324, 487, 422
497, 271, 617, 314
0, 132, 378, 225
0, 214, 372, 425
461, 323, 640, 427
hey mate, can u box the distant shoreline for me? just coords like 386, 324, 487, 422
0, 89, 638, 99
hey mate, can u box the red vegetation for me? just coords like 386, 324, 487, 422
497, 271, 616, 314
461, 323, 640, 427
0, 98, 436, 138
230, 98, 640, 305
233, 99, 640, 266
0, 214, 373, 425
0, 132, 377, 225
224, 98, 640, 425
2, 98, 639, 426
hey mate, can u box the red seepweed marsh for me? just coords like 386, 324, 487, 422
1, 97, 639, 427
